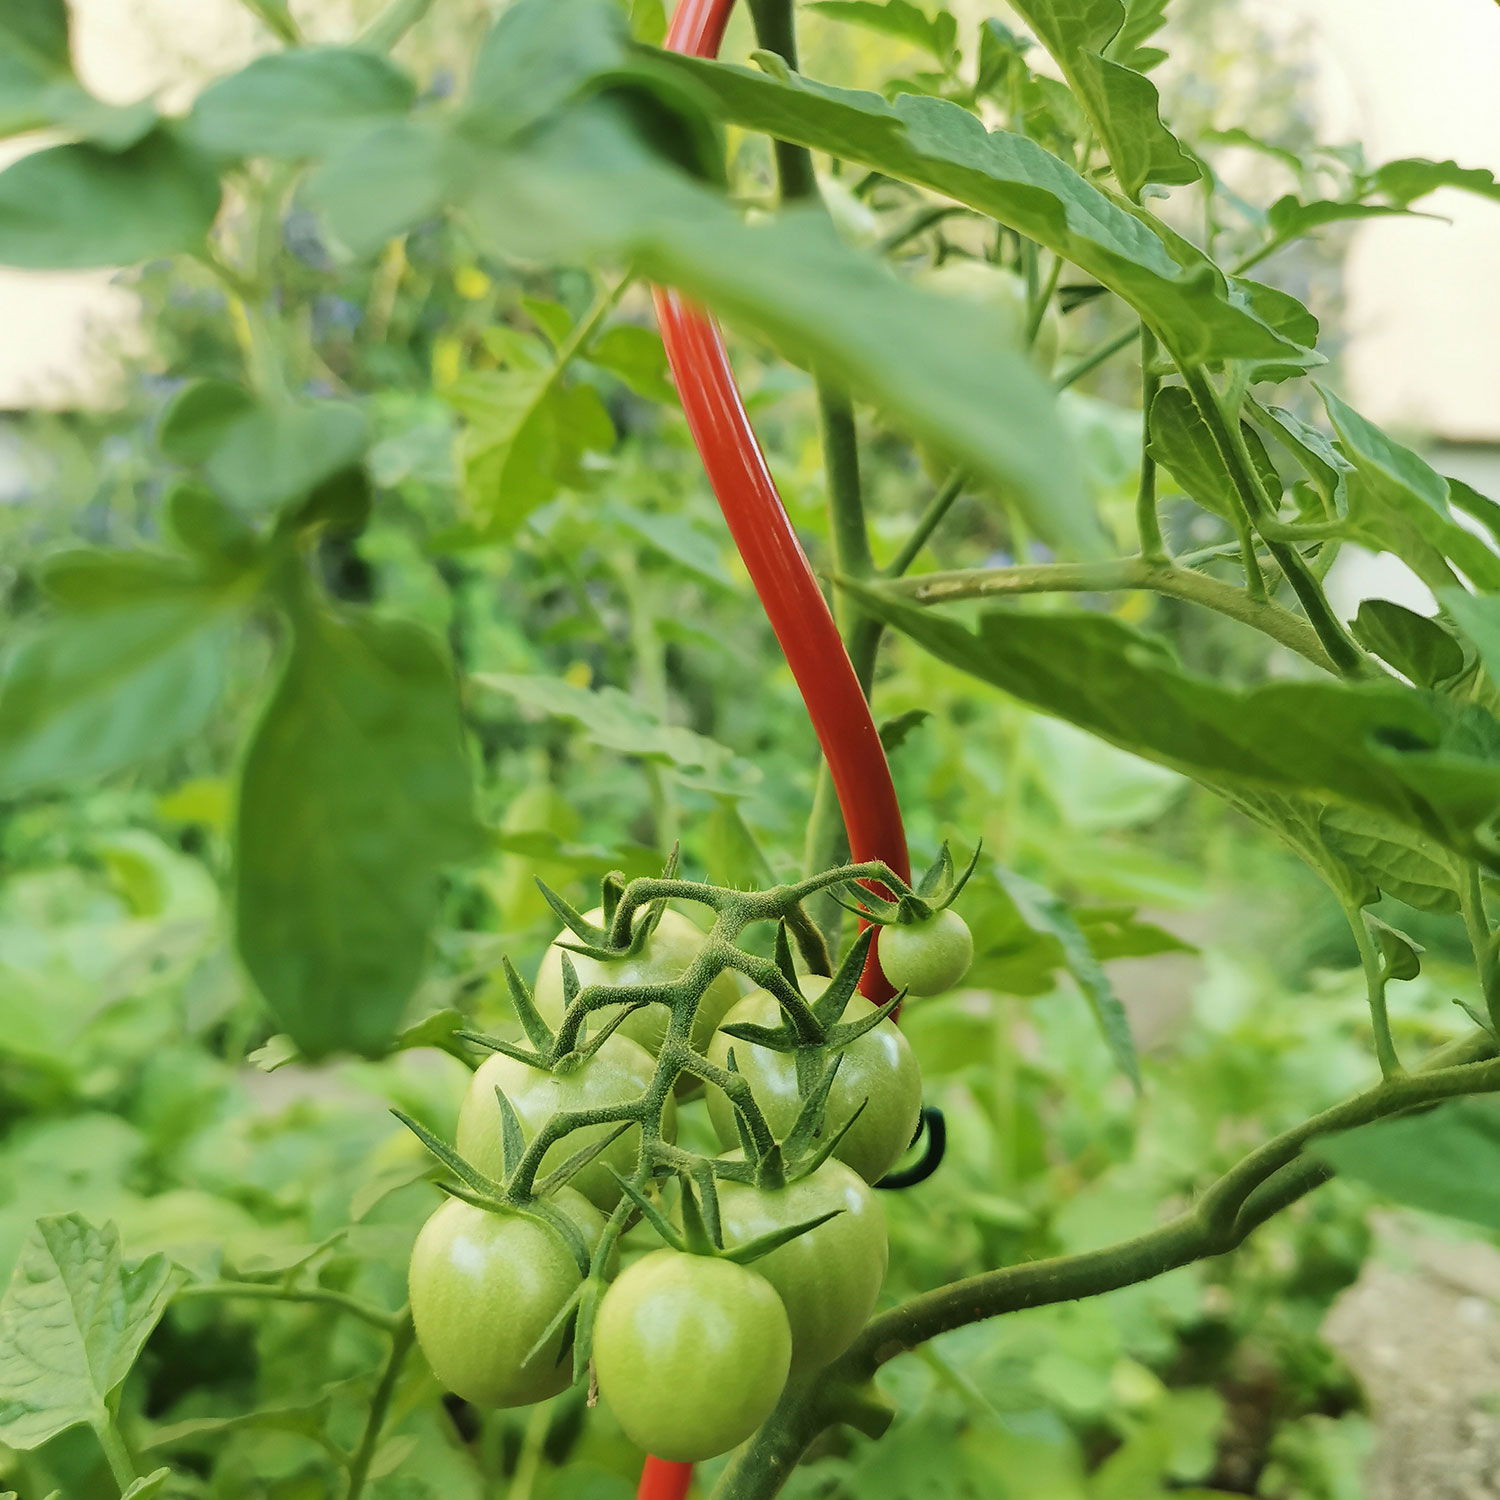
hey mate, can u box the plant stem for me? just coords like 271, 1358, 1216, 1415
234, 0, 301, 43
554, 273, 633, 384
1460, 864, 1500, 1032
748, 0, 819, 201
177, 1281, 401, 1333
883, 556, 1336, 671
345, 1311, 416, 1500
1177, 365, 1368, 677
95, 1413, 138, 1495
1025, 254, 1064, 346
878, 204, 971, 255
358, 0, 433, 49
1346, 905, 1401, 1077
713, 1035, 1500, 1500
819, 389, 876, 672
1053, 324, 1138, 391
1135, 327, 1166, 560
886, 471, 966, 579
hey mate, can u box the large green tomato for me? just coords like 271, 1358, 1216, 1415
718, 1157, 887, 1374
455, 1035, 674, 1212
533, 906, 741, 1057
706, 976, 922, 1184
878, 908, 974, 998
409, 1190, 602, 1408
594, 1250, 791, 1461
917, 259, 1061, 374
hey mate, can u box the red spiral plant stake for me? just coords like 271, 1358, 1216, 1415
637, 2, 911, 1495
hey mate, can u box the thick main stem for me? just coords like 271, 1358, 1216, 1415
345, 1313, 417, 1500
1177, 366, 1368, 677
714, 1036, 1500, 1499
884, 557, 1336, 670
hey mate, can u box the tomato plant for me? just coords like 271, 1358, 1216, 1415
456, 1034, 675, 1211
408, 1191, 603, 1408
3, 0, 1500, 1497
594, 1249, 792, 1462
878, 908, 975, 998
706, 976, 924, 1185
716, 1157, 887, 1375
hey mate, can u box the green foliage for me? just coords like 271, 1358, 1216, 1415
235, 598, 482, 1059
0, 0, 1498, 1494
0, 1216, 181, 1449
0, 133, 219, 268
1317, 1099, 1500, 1230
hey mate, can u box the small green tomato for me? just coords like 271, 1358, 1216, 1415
878, 908, 973, 998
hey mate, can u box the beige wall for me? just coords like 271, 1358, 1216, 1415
0, 0, 266, 409
1292, 0, 1500, 442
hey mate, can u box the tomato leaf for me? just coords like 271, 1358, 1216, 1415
235, 601, 483, 1058
159, 380, 370, 516
996, 866, 1140, 1090
0, 580, 239, 797
851, 581, 1500, 869
476, 673, 758, 795
1003, 0, 1197, 199
0, 130, 221, 269
807, 2, 958, 64
1147, 385, 1239, 520
1317, 806, 1461, 914
1316, 1097, 1500, 1230
650, 50, 1302, 367
0, 1216, 182, 1450
1351, 600, 1467, 690
185, 47, 417, 160
1321, 387, 1500, 592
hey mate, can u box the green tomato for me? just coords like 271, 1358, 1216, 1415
455, 1035, 674, 1212
409, 1190, 601, 1408
718, 1157, 887, 1374
917, 259, 1061, 374
878, 909, 973, 998
706, 976, 922, 1184
534, 906, 742, 1058
594, 1249, 791, 1461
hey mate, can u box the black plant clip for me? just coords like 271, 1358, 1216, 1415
875, 1105, 946, 1191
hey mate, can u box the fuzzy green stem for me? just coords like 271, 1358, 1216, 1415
177, 1281, 401, 1333
1347, 906, 1401, 1077
358, 0, 433, 49
1135, 327, 1166, 560
882, 557, 1336, 671
748, 0, 818, 201
886, 471, 966, 579
1178, 365, 1368, 677
345, 1312, 416, 1500
713, 1037, 1500, 1500
1460, 864, 1500, 1033
95, 1413, 138, 1495
1053, 324, 1137, 391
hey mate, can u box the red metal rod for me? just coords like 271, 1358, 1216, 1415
634, 3, 911, 1494
654, 288, 913, 927
638, 1454, 697, 1500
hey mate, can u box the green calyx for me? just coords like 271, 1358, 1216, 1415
611, 1167, 844, 1268
838, 840, 980, 927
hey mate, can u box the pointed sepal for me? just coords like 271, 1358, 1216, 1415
722, 1208, 844, 1266
502, 955, 555, 1051
536, 1122, 635, 1199
391, 1109, 502, 1199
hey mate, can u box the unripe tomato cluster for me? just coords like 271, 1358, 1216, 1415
409, 892, 970, 1462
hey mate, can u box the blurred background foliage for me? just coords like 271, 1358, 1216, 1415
0, 0, 1496, 1496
